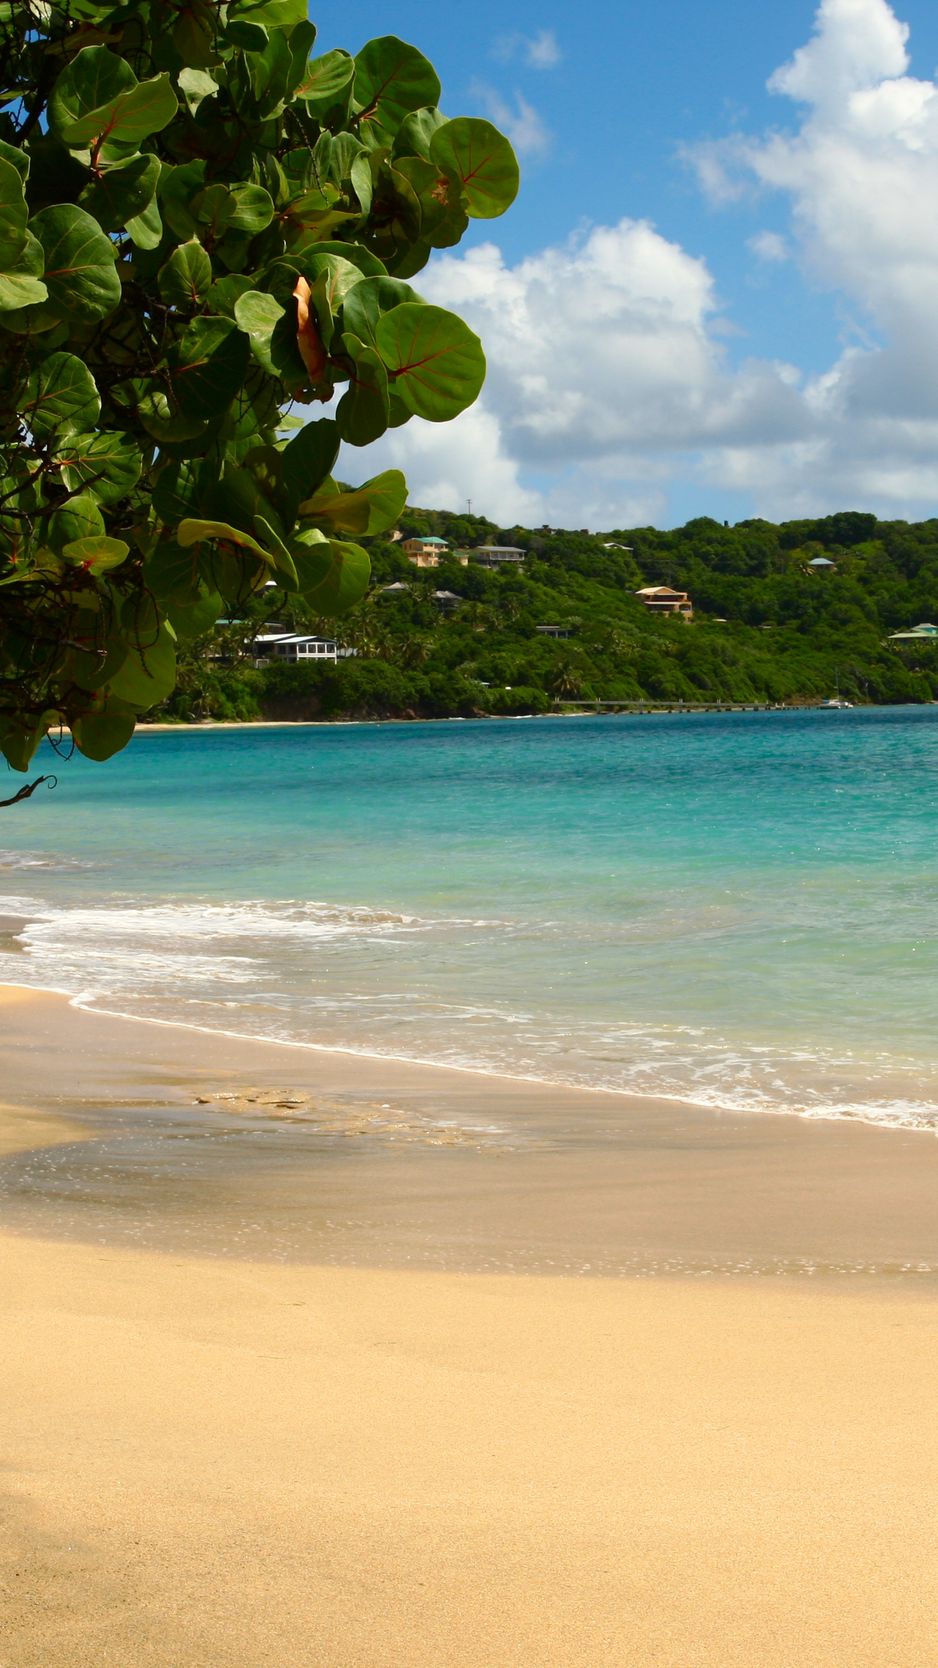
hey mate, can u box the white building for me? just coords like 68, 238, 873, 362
471, 545, 526, 568
251, 634, 355, 663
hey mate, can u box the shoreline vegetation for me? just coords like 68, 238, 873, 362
154, 507, 938, 726
3, 986, 938, 1665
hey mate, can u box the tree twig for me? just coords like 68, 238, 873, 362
0, 774, 57, 809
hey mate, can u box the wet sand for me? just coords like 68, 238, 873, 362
2, 985, 938, 1664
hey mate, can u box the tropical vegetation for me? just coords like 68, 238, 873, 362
155, 506, 938, 722
0, 0, 518, 787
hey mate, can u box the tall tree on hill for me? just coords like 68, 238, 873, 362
0, 1, 518, 796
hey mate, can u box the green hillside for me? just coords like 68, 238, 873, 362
156, 508, 938, 722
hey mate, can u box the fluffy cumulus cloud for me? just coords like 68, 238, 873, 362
361, 0, 938, 528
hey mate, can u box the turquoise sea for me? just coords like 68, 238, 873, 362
2, 708, 938, 1132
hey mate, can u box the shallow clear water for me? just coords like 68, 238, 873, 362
2, 708, 938, 1130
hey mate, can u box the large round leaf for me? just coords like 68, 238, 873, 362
158, 239, 213, 308
61, 535, 131, 573
291, 532, 371, 612
54, 431, 143, 502
72, 703, 138, 761
49, 46, 135, 144
375, 302, 485, 421
31, 204, 121, 323
430, 119, 520, 219
0, 156, 28, 263
169, 316, 250, 418
298, 49, 355, 106
51, 46, 177, 156
25, 352, 100, 439
81, 154, 161, 232
298, 468, 405, 534
46, 494, 106, 551
233, 288, 285, 373
353, 38, 441, 137
341, 274, 419, 348
105, 622, 177, 706
335, 339, 389, 445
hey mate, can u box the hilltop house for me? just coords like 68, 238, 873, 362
251, 634, 355, 664
889, 623, 938, 642
471, 545, 526, 569
635, 586, 693, 619
403, 536, 448, 567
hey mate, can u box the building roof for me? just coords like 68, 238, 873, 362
408, 535, 448, 545
475, 545, 525, 554
807, 556, 836, 567
635, 586, 686, 598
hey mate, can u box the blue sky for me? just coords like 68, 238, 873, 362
317, 2, 938, 529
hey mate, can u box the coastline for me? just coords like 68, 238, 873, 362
3, 985, 938, 1663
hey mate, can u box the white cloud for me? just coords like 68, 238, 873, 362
471, 85, 551, 158
350, 1, 938, 529
493, 29, 561, 71
748, 231, 790, 263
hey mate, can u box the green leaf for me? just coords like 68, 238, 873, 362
298, 469, 406, 535
177, 519, 274, 563
168, 584, 224, 641
353, 38, 441, 138
54, 431, 143, 502
169, 316, 250, 419
31, 204, 121, 323
429, 118, 520, 218
25, 352, 101, 439
51, 47, 177, 156
80, 153, 161, 232
106, 622, 177, 706
229, 0, 308, 27
61, 535, 131, 573
0, 156, 28, 263
177, 70, 218, 114
280, 418, 340, 512
233, 288, 284, 374
375, 302, 485, 421
335, 338, 389, 445
291, 532, 371, 612
158, 240, 213, 308
71, 704, 138, 762
226, 185, 275, 233
341, 275, 419, 347
49, 46, 136, 144
46, 494, 105, 551
395, 107, 448, 160
0, 271, 48, 311
126, 192, 163, 251
298, 49, 355, 106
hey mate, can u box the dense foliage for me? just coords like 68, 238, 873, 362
163, 508, 938, 721
0, 1, 517, 775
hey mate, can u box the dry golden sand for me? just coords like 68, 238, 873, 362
2, 986, 938, 1665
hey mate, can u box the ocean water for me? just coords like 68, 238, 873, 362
2, 708, 938, 1132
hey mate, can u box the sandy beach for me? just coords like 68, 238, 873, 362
3, 984, 938, 1665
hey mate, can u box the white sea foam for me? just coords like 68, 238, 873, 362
3, 886, 938, 1136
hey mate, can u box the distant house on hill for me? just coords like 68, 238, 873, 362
634, 586, 693, 619
536, 624, 575, 639
471, 545, 526, 568
251, 634, 355, 663
806, 556, 836, 571
403, 535, 448, 567
889, 623, 938, 641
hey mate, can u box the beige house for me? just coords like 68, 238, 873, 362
635, 586, 693, 619
402, 536, 448, 568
